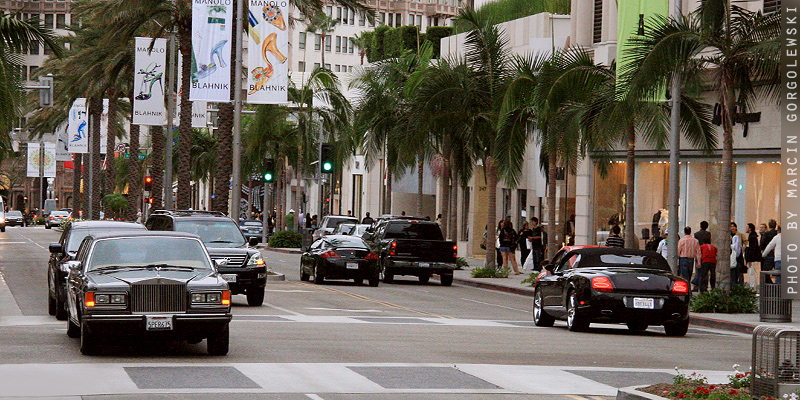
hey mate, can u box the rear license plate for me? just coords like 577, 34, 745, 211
346, 262, 359, 269
145, 315, 173, 331
419, 262, 430, 268
633, 297, 655, 309
222, 274, 237, 282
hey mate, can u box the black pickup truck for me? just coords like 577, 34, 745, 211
365, 219, 457, 286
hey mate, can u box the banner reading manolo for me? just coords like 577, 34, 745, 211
247, 0, 289, 104
133, 37, 167, 126
191, 0, 233, 102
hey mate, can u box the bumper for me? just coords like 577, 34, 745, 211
217, 265, 267, 293
82, 313, 231, 337
319, 259, 379, 280
580, 291, 690, 325
5, 219, 22, 226
384, 259, 456, 276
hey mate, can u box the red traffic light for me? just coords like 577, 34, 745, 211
144, 176, 153, 191
145, 176, 153, 184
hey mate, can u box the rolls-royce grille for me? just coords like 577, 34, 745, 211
210, 255, 247, 267
131, 283, 187, 313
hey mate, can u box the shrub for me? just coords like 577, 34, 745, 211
455, 257, 469, 270
472, 266, 509, 278
361, 31, 376, 62
268, 230, 302, 248
425, 26, 453, 57
33, 216, 45, 225
690, 286, 757, 313
59, 218, 72, 231
370, 25, 391, 62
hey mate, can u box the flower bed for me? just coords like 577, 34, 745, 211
637, 368, 752, 400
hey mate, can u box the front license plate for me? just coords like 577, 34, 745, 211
419, 262, 430, 268
222, 274, 237, 282
633, 297, 655, 309
346, 262, 359, 269
145, 315, 173, 331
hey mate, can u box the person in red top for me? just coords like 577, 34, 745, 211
698, 237, 718, 292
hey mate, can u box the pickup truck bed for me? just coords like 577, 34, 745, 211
370, 220, 457, 286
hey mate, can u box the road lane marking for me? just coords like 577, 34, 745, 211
305, 395, 326, 400
305, 307, 382, 313
0, 272, 23, 317
261, 301, 306, 316
300, 282, 454, 319
460, 298, 529, 313
16, 232, 46, 249
0, 241, 26, 244
264, 289, 313, 293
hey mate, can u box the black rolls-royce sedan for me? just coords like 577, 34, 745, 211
301, 235, 381, 286
532, 247, 690, 336
65, 231, 232, 355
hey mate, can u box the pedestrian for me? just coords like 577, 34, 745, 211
760, 219, 778, 274
435, 214, 443, 226
744, 223, 762, 289
285, 209, 296, 231
268, 211, 276, 234
498, 220, 521, 275
677, 226, 701, 285
694, 220, 711, 246
698, 237, 717, 292
763, 225, 781, 284
347, 210, 352, 217
656, 229, 669, 259
605, 225, 625, 248
361, 212, 374, 225
518, 221, 533, 267
401, 211, 406, 216
495, 220, 504, 268
730, 222, 745, 288
311, 215, 318, 229
530, 217, 544, 270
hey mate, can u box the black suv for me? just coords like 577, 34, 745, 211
145, 210, 267, 306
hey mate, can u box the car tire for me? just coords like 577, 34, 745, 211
353, 278, 364, 286
566, 292, 589, 332
368, 277, 380, 287
533, 287, 555, 327
67, 317, 80, 338
0, 225, 5, 232
418, 275, 430, 284
55, 296, 68, 320
440, 274, 453, 286
663, 319, 689, 337
381, 271, 393, 284
314, 265, 325, 284
48, 280, 56, 316
207, 324, 230, 356
627, 322, 649, 332
300, 266, 310, 281
45, 224, 51, 229
80, 322, 98, 355
246, 288, 265, 306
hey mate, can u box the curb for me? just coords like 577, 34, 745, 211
450, 276, 536, 297
617, 385, 668, 400
259, 246, 302, 254
266, 273, 286, 281
689, 315, 756, 334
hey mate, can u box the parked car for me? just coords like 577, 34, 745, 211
0, 208, 5, 232
48, 221, 146, 320
239, 219, 264, 242
5, 210, 24, 226
145, 210, 267, 306
532, 247, 690, 336
46, 210, 71, 229
301, 235, 380, 286
332, 223, 356, 235
364, 219, 457, 285
348, 224, 371, 238
312, 215, 359, 241
64, 231, 232, 355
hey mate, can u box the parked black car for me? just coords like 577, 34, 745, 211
364, 219, 457, 285
64, 231, 232, 355
532, 247, 690, 336
301, 235, 380, 286
145, 210, 267, 306
239, 219, 264, 242
5, 210, 24, 226
49, 221, 147, 320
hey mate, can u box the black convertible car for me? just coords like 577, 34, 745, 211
65, 231, 232, 355
532, 247, 690, 336
300, 235, 381, 286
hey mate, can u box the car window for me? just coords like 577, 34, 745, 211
324, 217, 358, 229
174, 219, 245, 248
145, 216, 161, 230
7, 211, 21, 217
87, 237, 212, 271
555, 253, 578, 273
243, 221, 261, 226
595, 253, 669, 271
76, 237, 93, 263
310, 240, 323, 250
59, 226, 71, 245
383, 222, 443, 240
326, 236, 368, 249
550, 250, 566, 267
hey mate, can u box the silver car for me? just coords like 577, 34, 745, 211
46, 211, 71, 229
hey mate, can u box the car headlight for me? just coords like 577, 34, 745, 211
95, 294, 110, 304
191, 291, 229, 305
86, 292, 126, 307
247, 252, 265, 266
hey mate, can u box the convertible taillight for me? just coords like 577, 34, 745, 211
365, 252, 379, 260
591, 276, 614, 292
85, 292, 95, 307
321, 250, 340, 258
671, 281, 689, 295
390, 242, 397, 256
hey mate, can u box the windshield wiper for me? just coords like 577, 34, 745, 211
143, 264, 197, 271
207, 240, 238, 244
91, 266, 148, 274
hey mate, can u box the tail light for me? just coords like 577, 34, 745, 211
390, 242, 397, 256
453, 244, 458, 258
221, 290, 231, 305
85, 292, 95, 307
671, 280, 689, 295
591, 276, 614, 292
321, 250, 340, 258
50, 216, 54, 220
365, 252, 379, 260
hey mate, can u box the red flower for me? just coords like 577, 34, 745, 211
710, 385, 717, 389
729, 389, 739, 395
678, 393, 685, 398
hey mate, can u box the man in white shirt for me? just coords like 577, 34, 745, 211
657, 230, 669, 259
763, 226, 781, 283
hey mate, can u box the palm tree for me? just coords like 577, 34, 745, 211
621, 1, 779, 288
305, 12, 339, 69
350, 33, 369, 65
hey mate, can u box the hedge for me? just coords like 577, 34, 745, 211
424, 26, 453, 58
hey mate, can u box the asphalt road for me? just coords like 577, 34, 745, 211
0, 225, 752, 399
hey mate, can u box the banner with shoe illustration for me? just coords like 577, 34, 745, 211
133, 37, 167, 126
247, 0, 289, 104
67, 98, 109, 154
190, 0, 233, 102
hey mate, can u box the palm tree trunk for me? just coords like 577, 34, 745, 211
106, 96, 118, 193
716, 89, 736, 290
450, 182, 458, 241
126, 124, 141, 221
150, 126, 165, 211
440, 172, 450, 239
321, 34, 326, 68
546, 155, 558, 258
89, 97, 103, 220
385, 170, 393, 214
625, 123, 636, 249
73, 154, 82, 217
485, 157, 497, 268
417, 159, 423, 216
176, 23, 193, 209
214, 104, 233, 214
295, 148, 304, 221
276, 156, 285, 230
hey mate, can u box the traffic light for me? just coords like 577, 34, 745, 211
320, 144, 334, 174
264, 159, 275, 182
147, 197, 154, 204
144, 176, 153, 191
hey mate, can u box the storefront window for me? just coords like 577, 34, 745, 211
745, 162, 781, 228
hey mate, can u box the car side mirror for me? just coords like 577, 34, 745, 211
544, 264, 555, 272
248, 237, 260, 247
49, 243, 63, 254
66, 260, 82, 272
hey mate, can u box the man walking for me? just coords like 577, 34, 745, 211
694, 221, 711, 245
760, 219, 778, 273
699, 238, 717, 292
657, 230, 669, 260
361, 212, 374, 225
285, 209, 296, 232
677, 227, 701, 285
605, 225, 625, 248
530, 217, 544, 270
763, 226, 781, 283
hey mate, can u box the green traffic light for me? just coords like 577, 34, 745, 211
264, 173, 273, 181
322, 162, 333, 171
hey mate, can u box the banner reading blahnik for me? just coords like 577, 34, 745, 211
246, 0, 289, 104
190, 0, 233, 102
133, 37, 167, 126
783, 1, 800, 299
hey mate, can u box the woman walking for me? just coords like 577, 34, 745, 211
744, 223, 762, 289
498, 220, 521, 275
518, 221, 533, 268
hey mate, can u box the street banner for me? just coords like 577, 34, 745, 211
246, 0, 289, 104
190, 0, 233, 102
55, 122, 70, 161
177, 54, 208, 128
133, 37, 167, 126
67, 98, 88, 153
43, 142, 56, 178
26, 143, 56, 178
100, 99, 109, 155
615, 0, 667, 93
26, 142, 39, 177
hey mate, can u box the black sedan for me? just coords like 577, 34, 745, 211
532, 247, 690, 336
300, 235, 380, 286
65, 231, 232, 355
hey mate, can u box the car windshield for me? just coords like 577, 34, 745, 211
595, 253, 669, 271
87, 237, 212, 271
175, 219, 246, 248
243, 221, 262, 227
384, 222, 444, 240
334, 224, 355, 234
66, 226, 147, 252
7, 211, 21, 217
326, 236, 368, 249
324, 217, 358, 229
351, 225, 368, 236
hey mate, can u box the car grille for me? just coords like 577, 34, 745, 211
210, 255, 247, 267
131, 282, 187, 313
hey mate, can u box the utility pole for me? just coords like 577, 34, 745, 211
88, 115, 93, 220
230, 0, 245, 219
38, 140, 44, 215
164, 34, 176, 210
667, 0, 682, 274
